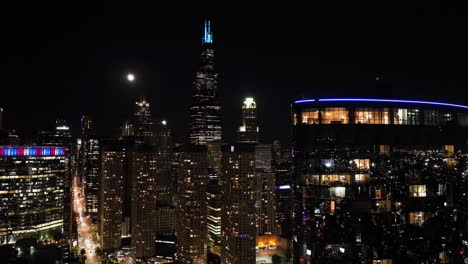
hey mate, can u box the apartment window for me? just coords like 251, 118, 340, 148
424, 110, 439, 125
444, 145, 454, 156
394, 109, 420, 125
354, 174, 370, 183
373, 260, 393, 264
330, 187, 346, 198
321, 159, 335, 168
304, 174, 320, 185
409, 185, 426, 197
353, 159, 370, 170
302, 108, 319, 124
321, 107, 349, 124
409, 212, 426, 225
354, 108, 390, 124
321, 174, 351, 185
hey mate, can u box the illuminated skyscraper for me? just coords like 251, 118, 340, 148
238, 97, 259, 144
221, 144, 257, 264
98, 146, 124, 251
176, 144, 208, 264
190, 20, 222, 146
77, 116, 100, 222
130, 148, 158, 259
0, 146, 66, 244
291, 98, 468, 263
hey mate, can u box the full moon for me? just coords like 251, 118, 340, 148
127, 73, 135, 82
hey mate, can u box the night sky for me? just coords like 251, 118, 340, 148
1, 2, 466, 144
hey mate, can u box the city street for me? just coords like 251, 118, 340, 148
73, 177, 100, 264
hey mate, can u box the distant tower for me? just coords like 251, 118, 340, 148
238, 97, 259, 144
190, 20, 222, 145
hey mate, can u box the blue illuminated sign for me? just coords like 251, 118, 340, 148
294, 98, 468, 110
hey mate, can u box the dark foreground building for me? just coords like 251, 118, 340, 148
292, 98, 468, 264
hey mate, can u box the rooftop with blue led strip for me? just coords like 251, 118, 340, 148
294, 98, 468, 110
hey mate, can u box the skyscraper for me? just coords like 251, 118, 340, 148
176, 144, 208, 264
291, 98, 468, 263
98, 146, 125, 251
0, 146, 66, 245
221, 144, 257, 264
190, 20, 222, 146
77, 116, 100, 222
130, 147, 158, 259
238, 97, 259, 144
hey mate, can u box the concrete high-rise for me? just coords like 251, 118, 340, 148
190, 20, 222, 146
176, 144, 208, 264
221, 144, 257, 264
238, 97, 259, 144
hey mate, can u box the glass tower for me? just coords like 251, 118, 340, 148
190, 20, 222, 146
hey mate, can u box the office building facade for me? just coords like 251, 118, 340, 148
0, 146, 66, 244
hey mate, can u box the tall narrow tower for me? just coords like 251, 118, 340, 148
238, 97, 259, 144
190, 20, 222, 145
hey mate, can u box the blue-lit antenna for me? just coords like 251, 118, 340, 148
202, 20, 213, 44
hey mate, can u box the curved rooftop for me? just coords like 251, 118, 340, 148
294, 98, 468, 110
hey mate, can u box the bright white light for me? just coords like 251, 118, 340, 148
127, 73, 135, 82
339, 247, 346, 253
162, 120, 167, 125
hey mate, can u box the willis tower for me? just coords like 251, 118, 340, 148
190, 20, 222, 145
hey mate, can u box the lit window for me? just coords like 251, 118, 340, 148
354, 108, 390, 124
330, 187, 346, 198
373, 260, 393, 264
302, 108, 319, 124
321, 108, 349, 124
321, 174, 350, 185
393, 109, 420, 125
354, 174, 370, 183
409, 212, 427, 225
353, 159, 370, 170
409, 185, 426, 197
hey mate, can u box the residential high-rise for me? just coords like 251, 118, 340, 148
238, 97, 259, 144
130, 147, 158, 259
98, 146, 125, 251
0, 146, 66, 245
255, 171, 276, 236
292, 98, 468, 264
190, 20, 222, 146
176, 144, 208, 264
221, 144, 257, 264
